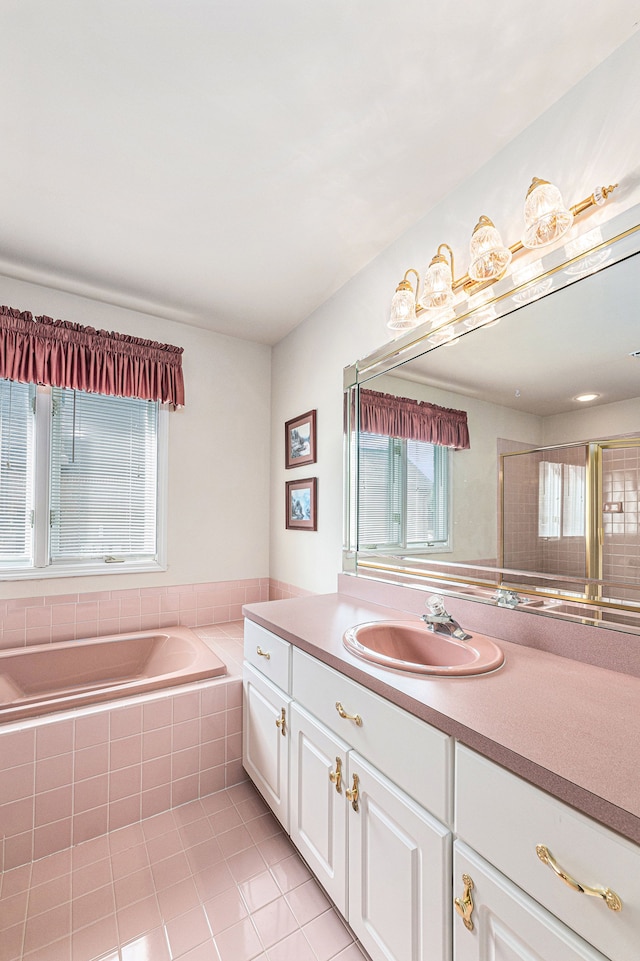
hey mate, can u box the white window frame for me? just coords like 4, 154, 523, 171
357, 431, 452, 554
0, 383, 168, 581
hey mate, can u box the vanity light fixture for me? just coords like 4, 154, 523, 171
388, 268, 420, 332
387, 177, 618, 333
421, 245, 456, 310
468, 216, 512, 281
521, 177, 573, 248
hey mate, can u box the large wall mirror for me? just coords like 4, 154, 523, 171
344, 203, 640, 634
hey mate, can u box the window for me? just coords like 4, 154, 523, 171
538, 460, 585, 538
357, 431, 450, 551
0, 378, 167, 578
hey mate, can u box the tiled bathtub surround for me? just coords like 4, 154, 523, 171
0, 625, 246, 873
0, 781, 369, 961
0, 577, 310, 651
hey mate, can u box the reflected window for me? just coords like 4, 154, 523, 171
358, 432, 450, 551
538, 461, 585, 538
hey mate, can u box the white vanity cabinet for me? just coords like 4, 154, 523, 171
242, 620, 293, 830
452, 842, 609, 961
288, 702, 350, 914
243, 618, 639, 961
243, 621, 454, 961
242, 662, 292, 830
455, 745, 640, 961
348, 751, 451, 961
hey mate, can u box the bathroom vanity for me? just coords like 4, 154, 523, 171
242, 589, 640, 961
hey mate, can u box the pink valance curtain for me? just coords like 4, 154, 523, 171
0, 306, 185, 406
360, 389, 470, 450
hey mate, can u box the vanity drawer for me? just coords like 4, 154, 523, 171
292, 647, 452, 825
244, 619, 291, 692
455, 744, 640, 961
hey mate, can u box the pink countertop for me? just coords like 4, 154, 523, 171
243, 592, 640, 845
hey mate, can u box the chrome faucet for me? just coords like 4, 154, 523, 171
494, 589, 522, 608
422, 595, 472, 641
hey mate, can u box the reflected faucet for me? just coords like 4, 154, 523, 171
494, 589, 522, 608
422, 595, 472, 641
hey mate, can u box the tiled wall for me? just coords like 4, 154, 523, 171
0, 577, 313, 650
502, 446, 587, 577
0, 579, 271, 650
602, 447, 640, 598
0, 677, 242, 873
267, 579, 314, 601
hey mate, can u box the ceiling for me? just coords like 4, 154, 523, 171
1, 2, 639, 345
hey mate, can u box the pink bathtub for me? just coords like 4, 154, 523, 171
0, 627, 226, 723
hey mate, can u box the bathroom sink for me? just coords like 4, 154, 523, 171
343, 620, 504, 676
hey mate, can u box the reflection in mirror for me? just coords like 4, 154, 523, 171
344, 211, 640, 633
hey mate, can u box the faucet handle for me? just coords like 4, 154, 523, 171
426, 594, 448, 616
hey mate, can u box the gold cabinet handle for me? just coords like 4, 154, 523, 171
454, 873, 475, 931
256, 646, 271, 660
345, 773, 360, 812
329, 757, 342, 793
335, 701, 362, 726
275, 707, 286, 736
536, 845, 622, 912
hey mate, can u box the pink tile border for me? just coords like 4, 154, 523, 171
0, 577, 272, 650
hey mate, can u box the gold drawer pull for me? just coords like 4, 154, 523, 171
346, 773, 359, 812
329, 757, 342, 793
536, 845, 622, 912
275, 707, 287, 736
335, 701, 362, 726
454, 873, 475, 932
256, 646, 271, 660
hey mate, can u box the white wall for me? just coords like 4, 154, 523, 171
270, 31, 640, 594
0, 276, 271, 599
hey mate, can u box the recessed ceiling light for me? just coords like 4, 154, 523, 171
574, 393, 600, 403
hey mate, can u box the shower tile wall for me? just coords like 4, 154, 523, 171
501, 445, 587, 578
500, 446, 541, 572
603, 447, 640, 598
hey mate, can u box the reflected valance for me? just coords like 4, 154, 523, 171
0, 306, 185, 407
360, 389, 470, 450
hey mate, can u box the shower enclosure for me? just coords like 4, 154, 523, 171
500, 439, 640, 601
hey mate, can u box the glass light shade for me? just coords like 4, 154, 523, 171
420, 257, 454, 310
522, 178, 573, 248
468, 216, 512, 281
388, 284, 418, 332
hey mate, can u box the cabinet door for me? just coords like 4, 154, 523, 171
289, 703, 349, 915
347, 752, 451, 961
242, 662, 292, 830
453, 842, 609, 961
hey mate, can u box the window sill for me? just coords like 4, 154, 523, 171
0, 559, 167, 581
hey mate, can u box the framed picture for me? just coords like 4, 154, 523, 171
285, 477, 317, 531
285, 409, 317, 469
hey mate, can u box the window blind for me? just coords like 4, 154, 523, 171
406, 438, 449, 545
358, 431, 449, 550
49, 388, 158, 561
0, 379, 35, 563
358, 432, 402, 548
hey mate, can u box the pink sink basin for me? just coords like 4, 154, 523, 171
343, 620, 504, 677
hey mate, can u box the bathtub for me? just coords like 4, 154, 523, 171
0, 626, 227, 723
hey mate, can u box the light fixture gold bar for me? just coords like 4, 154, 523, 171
408, 181, 619, 314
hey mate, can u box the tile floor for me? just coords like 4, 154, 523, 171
0, 778, 371, 961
